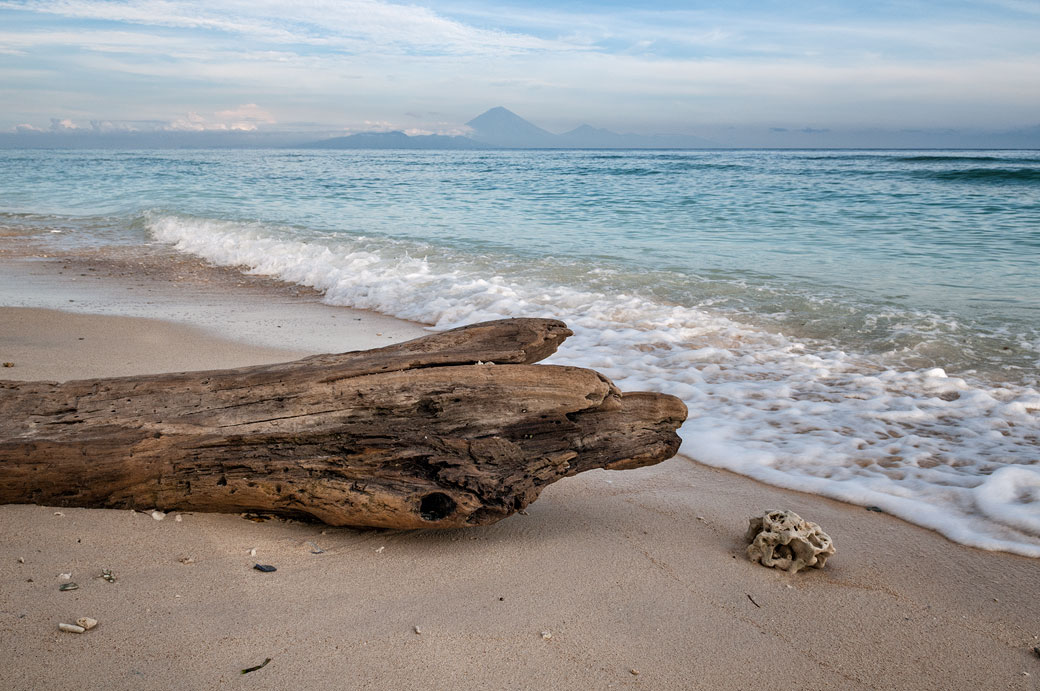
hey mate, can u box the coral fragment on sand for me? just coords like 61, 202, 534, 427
745, 510, 834, 574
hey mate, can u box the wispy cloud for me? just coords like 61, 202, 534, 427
0, 0, 579, 55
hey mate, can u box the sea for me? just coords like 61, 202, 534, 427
1, 148, 1039, 556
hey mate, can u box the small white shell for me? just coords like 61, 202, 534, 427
540, 630, 552, 640
76, 617, 98, 630
151, 510, 165, 521
58, 623, 86, 634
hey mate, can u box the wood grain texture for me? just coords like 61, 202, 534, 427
0, 318, 686, 528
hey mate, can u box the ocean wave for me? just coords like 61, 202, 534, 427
918, 168, 1040, 183
896, 155, 1040, 164
146, 211, 1040, 557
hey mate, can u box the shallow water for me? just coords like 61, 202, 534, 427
2, 148, 1038, 555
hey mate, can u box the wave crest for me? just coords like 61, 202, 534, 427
147, 211, 1040, 557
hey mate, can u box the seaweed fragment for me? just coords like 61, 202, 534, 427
241, 658, 271, 675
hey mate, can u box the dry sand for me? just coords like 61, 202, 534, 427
2, 259, 1039, 690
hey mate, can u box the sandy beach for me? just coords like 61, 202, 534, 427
2, 256, 1039, 690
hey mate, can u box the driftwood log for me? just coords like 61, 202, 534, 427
0, 318, 686, 529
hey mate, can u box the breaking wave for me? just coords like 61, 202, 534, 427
146, 211, 1040, 557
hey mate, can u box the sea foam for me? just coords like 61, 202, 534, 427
148, 212, 1040, 557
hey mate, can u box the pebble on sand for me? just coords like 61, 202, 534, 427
58, 623, 86, 634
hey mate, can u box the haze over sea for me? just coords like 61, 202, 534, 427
2, 148, 1039, 555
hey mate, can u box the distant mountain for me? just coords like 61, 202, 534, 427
559, 124, 619, 145
299, 107, 719, 150
465, 106, 558, 147
300, 131, 486, 149
557, 123, 716, 148
467, 107, 717, 148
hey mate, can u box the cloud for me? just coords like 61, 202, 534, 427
49, 117, 81, 131
213, 103, 275, 129
403, 123, 471, 136
169, 104, 275, 131
2, 0, 1039, 135
21, 106, 278, 134
1, 0, 577, 56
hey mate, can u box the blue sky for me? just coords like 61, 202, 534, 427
1, 0, 1038, 143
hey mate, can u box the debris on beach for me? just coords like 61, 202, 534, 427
253, 564, 276, 573
174, 514, 182, 522
53, 512, 64, 517
865, 506, 885, 513
178, 556, 195, 565
0, 319, 685, 530
58, 623, 86, 634
540, 630, 552, 640
98, 569, 116, 583
59, 582, 79, 591
17, 557, 24, 564
375, 546, 385, 554
150, 510, 165, 521
241, 513, 272, 523
59, 572, 71, 580
76, 617, 98, 630
2, 362, 13, 368
745, 510, 835, 574
307, 541, 325, 554
240, 658, 271, 675
629, 669, 640, 676
413, 625, 422, 635
249, 548, 256, 556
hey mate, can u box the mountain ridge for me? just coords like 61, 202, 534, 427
304, 107, 718, 149
299, 130, 487, 150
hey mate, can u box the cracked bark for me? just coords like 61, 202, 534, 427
0, 318, 687, 529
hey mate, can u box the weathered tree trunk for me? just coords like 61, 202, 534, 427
0, 318, 686, 529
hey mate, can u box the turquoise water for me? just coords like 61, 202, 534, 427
2, 149, 1039, 555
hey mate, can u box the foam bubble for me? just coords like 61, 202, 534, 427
148, 212, 1040, 557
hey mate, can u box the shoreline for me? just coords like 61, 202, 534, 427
2, 255, 1040, 688
0, 235, 431, 357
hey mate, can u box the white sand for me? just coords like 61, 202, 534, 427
2, 257, 1039, 689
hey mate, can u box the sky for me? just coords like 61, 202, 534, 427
1, 0, 1039, 146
